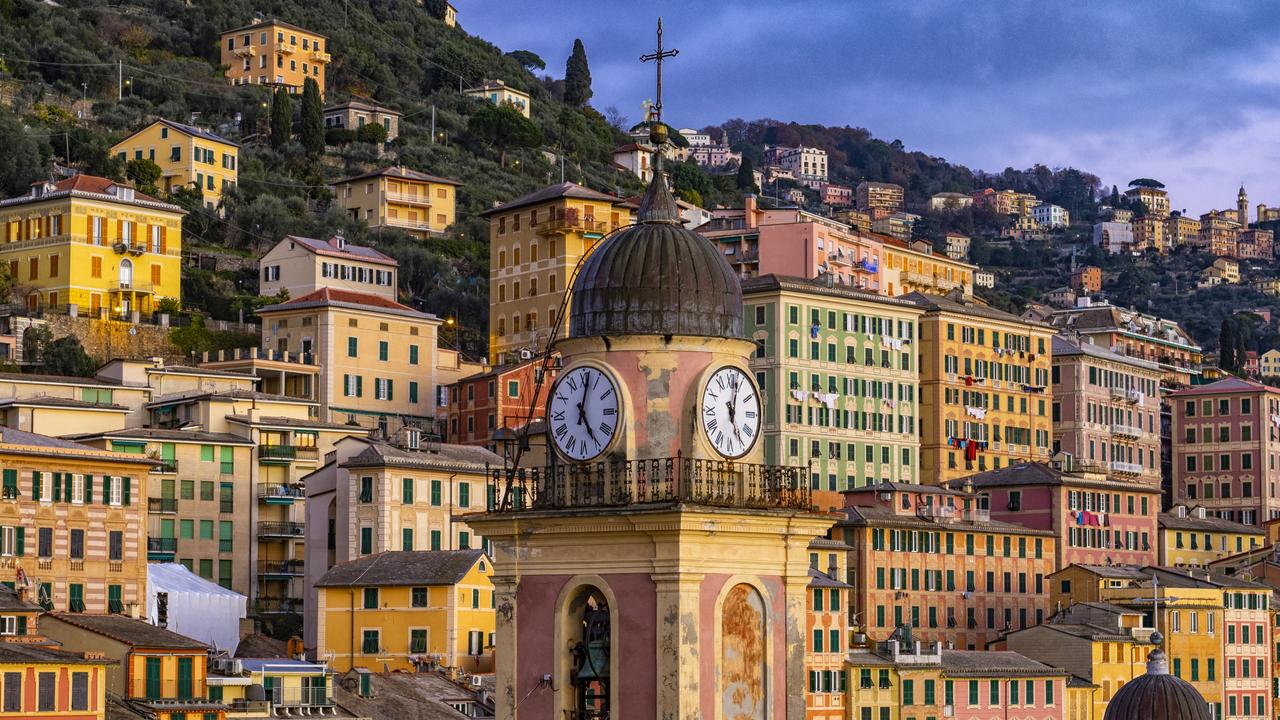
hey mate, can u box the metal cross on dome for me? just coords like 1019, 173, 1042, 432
639, 17, 679, 126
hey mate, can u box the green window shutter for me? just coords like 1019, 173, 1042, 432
53, 473, 62, 502
402, 478, 413, 504
431, 480, 441, 506
402, 528, 413, 551
15, 616, 25, 635
14, 528, 23, 556
356, 376, 363, 397
31, 472, 40, 501
378, 341, 388, 361
84, 475, 93, 503
123, 477, 132, 505
459, 483, 470, 508
430, 530, 441, 551
409, 345, 419, 364
177, 657, 193, 700
102, 476, 111, 504
387, 379, 393, 401
348, 337, 357, 357
145, 657, 162, 700
409, 382, 419, 403
201, 445, 214, 462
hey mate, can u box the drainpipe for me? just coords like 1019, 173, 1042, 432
350, 588, 356, 672
448, 472, 458, 549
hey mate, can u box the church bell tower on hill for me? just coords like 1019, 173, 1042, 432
465, 19, 835, 720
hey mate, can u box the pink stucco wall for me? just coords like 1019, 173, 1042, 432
700, 573, 790, 719
950, 677, 1066, 720
514, 573, 657, 717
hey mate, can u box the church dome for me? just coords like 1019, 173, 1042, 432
1103, 645, 1211, 720
568, 168, 742, 339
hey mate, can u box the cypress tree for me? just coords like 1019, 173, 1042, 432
299, 78, 325, 156
563, 39, 592, 108
1219, 319, 1236, 372
270, 88, 293, 150
736, 157, 757, 192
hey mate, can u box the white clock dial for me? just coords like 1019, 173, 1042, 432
548, 366, 621, 462
701, 366, 760, 459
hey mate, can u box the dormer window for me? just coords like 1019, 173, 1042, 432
406, 429, 421, 450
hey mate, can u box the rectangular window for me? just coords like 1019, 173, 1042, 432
360, 527, 373, 555
363, 587, 379, 609
362, 629, 379, 654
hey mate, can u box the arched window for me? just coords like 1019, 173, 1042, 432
119, 258, 134, 288
568, 587, 610, 717
721, 583, 766, 718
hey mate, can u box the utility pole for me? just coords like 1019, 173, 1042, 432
430, 105, 435, 143
117, 60, 123, 101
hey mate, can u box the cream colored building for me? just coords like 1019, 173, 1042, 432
323, 101, 401, 143
258, 233, 397, 301
483, 182, 635, 363
111, 119, 239, 211
302, 434, 500, 655
1166, 214, 1202, 247
1125, 186, 1171, 217
220, 18, 329, 95
464, 79, 531, 118
880, 236, 977, 297
257, 287, 443, 431
330, 166, 461, 238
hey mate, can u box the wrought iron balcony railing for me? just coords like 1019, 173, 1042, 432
487, 454, 811, 513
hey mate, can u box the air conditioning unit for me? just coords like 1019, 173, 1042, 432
944, 705, 954, 718
469, 675, 483, 688
518, 348, 534, 361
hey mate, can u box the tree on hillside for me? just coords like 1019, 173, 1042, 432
299, 78, 325, 156
1128, 178, 1165, 189
0, 107, 45, 196
125, 158, 162, 195
737, 157, 757, 192
467, 102, 542, 165
506, 50, 545, 73
564, 38, 592, 108
1220, 319, 1238, 372
270, 88, 293, 150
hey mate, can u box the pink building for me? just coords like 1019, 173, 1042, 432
942, 651, 1068, 720
953, 461, 1160, 569
1051, 335, 1163, 486
821, 183, 853, 207
701, 195, 881, 290
1171, 377, 1280, 526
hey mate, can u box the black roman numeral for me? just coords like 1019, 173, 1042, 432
554, 424, 568, 438
741, 424, 754, 438
602, 407, 616, 416
552, 410, 565, 421
707, 418, 718, 432
599, 423, 613, 435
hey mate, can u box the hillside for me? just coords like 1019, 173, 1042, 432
0, 0, 654, 356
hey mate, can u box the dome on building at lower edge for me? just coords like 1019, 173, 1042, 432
568, 166, 742, 339
1103, 644, 1211, 720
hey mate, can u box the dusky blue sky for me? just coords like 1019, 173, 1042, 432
463, 1, 1280, 216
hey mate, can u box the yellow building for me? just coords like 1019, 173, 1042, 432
0, 174, 184, 318
908, 292, 1055, 484
314, 549, 495, 673
220, 18, 329, 95
464, 79, 531, 118
323, 101, 401, 143
1125, 187, 1171, 218
1133, 215, 1168, 252
880, 237, 977, 298
301, 434, 500, 652
257, 233, 398, 302
1003, 602, 1153, 720
41, 612, 225, 720
1160, 505, 1264, 568
256, 287, 443, 430
111, 119, 239, 211
482, 181, 635, 363
207, 657, 344, 718
0, 426, 153, 615
0, 644, 114, 719
330, 166, 461, 238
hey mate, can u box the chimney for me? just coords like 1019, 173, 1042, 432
743, 194, 758, 229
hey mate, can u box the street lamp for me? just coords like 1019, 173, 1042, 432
79, 83, 86, 119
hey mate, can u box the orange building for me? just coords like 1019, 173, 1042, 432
220, 18, 329, 95
1069, 266, 1102, 294
839, 482, 1056, 651
807, 538, 851, 720
441, 358, 552, 451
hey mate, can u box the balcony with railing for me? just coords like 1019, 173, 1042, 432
258, 521, 305, 539
258, 483, 305, 503
254, 596, 301, 615
273, 685, 333, 708
150, 459, 179, 474
310, 50, 331, 63
385, 191, 432, 206
534, 214, 619, 237
148, 497, 178, 514
1110, 424, 1143, 439
488, 455, 811, 513
853, 258, 879, 273
1110, 461, 1144, 476
202, 347, 317, 366
258, 445, 297, 463
147, 537, 177, 560
258, 560, 304, 577
232, 46, 256, 58
381, 216, 436, 232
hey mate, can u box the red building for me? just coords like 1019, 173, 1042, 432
442, 359, 551, 451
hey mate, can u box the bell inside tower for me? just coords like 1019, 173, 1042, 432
570, 589, 611, 718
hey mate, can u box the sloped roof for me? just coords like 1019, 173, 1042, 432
1052, 335, 1162, 372
258, 287, 435, 320
115, 118, 238, 149
316, 550, 486, 587
65, 427, 255, 445
1169, 376, 1272, 397
941, 650, 1065, 677
841, 504, 1055, 537
0, 426, 157, 464
0, 174, 181, 213
0, 643, 115, 665
47, 613, 209, 649
0, 585, 42, 612
340, 439, 500, 473
479, 182, 624, 217
952, 462, 1161, 493
1159, 510, 1263, 534
221, 17, 326, 38
808, 568, 852, 589
332, 166, 461, 187
0, 395, 129, 411
281, 234, 397, 267
741, 274, 925, 310
903, 291, 1049, 328
323, 101, 401, 117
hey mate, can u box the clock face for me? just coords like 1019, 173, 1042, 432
701, 366, 760, 459
548, 366, 621, 462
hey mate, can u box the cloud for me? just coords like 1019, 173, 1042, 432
463, 1, 1280, 213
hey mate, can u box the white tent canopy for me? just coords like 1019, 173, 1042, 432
147, 563, 247, 655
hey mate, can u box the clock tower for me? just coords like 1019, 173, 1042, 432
465, 20, 834, 720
